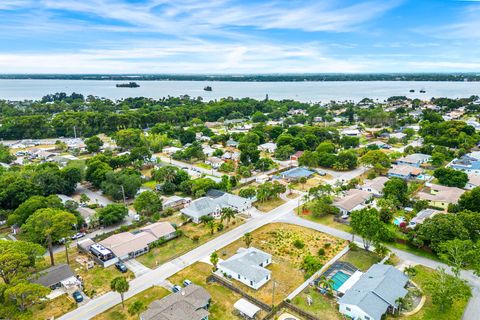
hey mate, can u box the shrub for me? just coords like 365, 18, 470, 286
128, 301, 145, 315
318, 248, 325, 256
191, 235, 200, 242
324, 243, 331, 249
293, 239, 305, 249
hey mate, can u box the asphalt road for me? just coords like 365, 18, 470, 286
58, 197, 301, 320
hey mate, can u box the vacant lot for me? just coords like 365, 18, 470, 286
168, 262, 265, 320
26, 294, 76, 320
137, 217, 244, 268
217, 223, 347, 305
253, 197, 286, 212
93, 286, 170, 320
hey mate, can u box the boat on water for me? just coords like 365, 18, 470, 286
409, 89, 415, 93
116, 82, 140, 88
419, 89, 426, 93
203, 86, 212, 91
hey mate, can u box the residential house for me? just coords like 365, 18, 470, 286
358, 177, 389, 197
416, 183, 465, 210
447, 152, 480, 175
32, 264, 81, 292
338, 264, 409, 320
396, 153, 431, 168
163, 195, 191, 210
202, 145, 216, 157
163, 146, 182, 155
140, 284, 211, 320
226, 139, 239, 148
366, 141, 391, 150
181, 192, 251, 223
466, 174, 480, 190
205, 156, 223, 169
219, 247, 272, 290
258, 142, 277, 153
280, 167, 314, 181
341, 128, 361, 137
99, 222, 176, 260
387, 165, 423, 180
290, 151, 304, 161
408, 209, 442, 228
389, 132, 407, 140
333, 189, 372, 216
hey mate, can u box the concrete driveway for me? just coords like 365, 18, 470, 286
124, 259, 151, 277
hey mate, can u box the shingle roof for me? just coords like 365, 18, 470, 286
334, 189, 371, 212
360, 177, 388, 193
140, 284, 211, 320
180, 193, 250, 219
388, 164, 423, 176
416, 184, 465, 204
219, 247, 271, 283
281, 167, 314, 178
32, 264, 75, 287
397, 153, 431, 164
141, 222, 176, 239
339, 264, 408, 320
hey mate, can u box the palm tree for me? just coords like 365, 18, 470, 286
111, 277, 129, 309
206, 220, 216, 235
318, 276, 334, 294
243, 232, 253, 248
403, 265, 417, 277
210, 252, 219, 270
220, 207, 236, 225
199, 215, 213, 225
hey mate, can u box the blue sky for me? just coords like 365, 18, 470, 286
1, 0, 480, 73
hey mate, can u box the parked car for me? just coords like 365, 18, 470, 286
71, 232, 86, 240
183, 279, 192, 287
72, 291, 83, 303
115, 261, 128, 273
172, 285, 182, 293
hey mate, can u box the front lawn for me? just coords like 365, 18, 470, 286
297, 207, 351, 233
168, 262, 262, 320
253, 197, 286, 212
93, 286, 170, 320
291, 287, 342, 320
25, 294, 76, 320
137, 218, 244, 269
339, 248, 381, 271
390, 266, 469, 320
216, 223, 347, 306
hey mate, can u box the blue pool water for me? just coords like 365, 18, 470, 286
393, 216, 405, 226
331, 271, 351, 290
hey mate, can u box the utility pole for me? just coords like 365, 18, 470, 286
120, 185, 126, 205
271, 280, 276, 308
73, 125, 77, 139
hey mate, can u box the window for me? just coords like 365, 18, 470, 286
365, 317, 370, 320
346, 307, 351, 312
238, 274, 240, 279
250, 281, 253, 286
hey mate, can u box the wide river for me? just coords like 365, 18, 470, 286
0, 79, 479, 102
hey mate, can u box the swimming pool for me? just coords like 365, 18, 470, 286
330, 271, 351, 291
393, 216, 405, 226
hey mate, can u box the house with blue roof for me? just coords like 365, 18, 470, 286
447, 152, 480, 175
338, 264, 409, 320
279, 167, 315, 181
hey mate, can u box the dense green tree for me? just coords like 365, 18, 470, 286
114, 128, 144, 150
8, 195, 63, 226
360, 150, 391, 172
101, 169, 142, 200
239, 187, 256, 199
4, 281, 50, 312
383, 178, 408, 206
433, 167, 468, 188
416, 214, 470, 251
97, 204, 128, 226
426, 268, 471, 311
86, 159, 113, 188
458, 187, 480, 212
133, 191, 162, 216
0, 144, 15, 164
84, 136, 103, 153
350, 208, 389, 249
0, 241, 45, 284
22, 208, 77, 266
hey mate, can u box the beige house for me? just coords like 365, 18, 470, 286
333, 189, 372, 216
416, 184, 465, 210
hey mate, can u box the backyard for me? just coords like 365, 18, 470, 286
92, 286, 170, 320
168, 262, 263, 320
137, 217, 244, 268
291, 287, 342, 320
216, 223, 347, 305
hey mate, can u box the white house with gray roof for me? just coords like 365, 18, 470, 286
219, 247, 272, 290
338, 264, 408, 320
181, 192, 251, 223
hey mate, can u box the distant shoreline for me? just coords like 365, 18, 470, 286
0, 73, 479, 82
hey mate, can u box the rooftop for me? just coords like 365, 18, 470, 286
32, 264, 75, 287
219, 247, 271, 283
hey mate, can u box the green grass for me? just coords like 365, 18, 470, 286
142, 180, 157, 189
253, 197, 286, 212
137, 219, 244, 268
93, 286, 170, 320
390, 266, 468, 320
387, 241, 440, 262
24, 294, 76, 320
291, 287, 341, 320
297, 208, 352, 233
339, 248, 381, 271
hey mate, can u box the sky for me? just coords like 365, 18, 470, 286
1, 0, 480, 74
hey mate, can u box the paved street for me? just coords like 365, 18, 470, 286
59, 197, 300, 320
